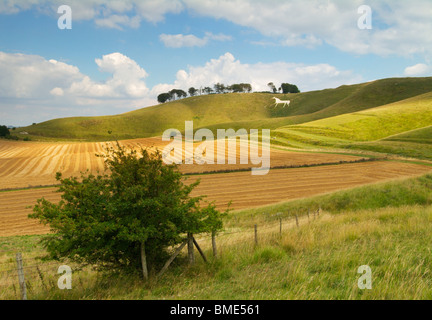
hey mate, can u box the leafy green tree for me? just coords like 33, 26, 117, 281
281, 83, 300, 94
29, 143, 226, 279
214, 83, 226, 94
239, 83, 252, 93
188, 87, 198, 97
0, 125, 10, 137
169, 89, 187, 100
157, 93, 171, 103
203, 87, 213, 94
267, 82, 277, 93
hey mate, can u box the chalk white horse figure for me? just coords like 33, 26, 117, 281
272, 97, 291, 108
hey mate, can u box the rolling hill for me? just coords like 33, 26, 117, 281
274, 88, 432, 159
14, 77, 432, 143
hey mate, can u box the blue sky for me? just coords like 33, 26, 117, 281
0, 0, 431, 126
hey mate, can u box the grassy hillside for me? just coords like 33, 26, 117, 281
16, 77, 432, 142
278, 91, 432, 141
273, 88, 432, 159
3, 173, 432, 299
19, 93, 273, 141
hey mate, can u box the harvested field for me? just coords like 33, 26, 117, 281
0, 160, 430, 237
0, 139, 365, 189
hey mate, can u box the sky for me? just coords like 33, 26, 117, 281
0, 0, 431, 126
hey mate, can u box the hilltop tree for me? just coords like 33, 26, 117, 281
157, 93, 171, 103
0, 125, 10, 137
240, 83, 252, 93
227, 83, 252, 93
281, 83, 300, 94
169, 89, 187, 100
203, 87, 214, 94
214, 83, 226, 94
267, 82, 277, 93
29, 143, 226, 279
188, 87, 198, 97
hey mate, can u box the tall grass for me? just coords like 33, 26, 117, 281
3, 205, 431, 300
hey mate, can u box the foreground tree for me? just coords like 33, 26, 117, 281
29, 143, 227, 279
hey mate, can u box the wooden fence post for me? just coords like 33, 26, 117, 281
16, 252, 27, 300
157, 240, 187, 278
193, 237, 207, 263
187, 233, 195, 265
307, 208, 310, 221
211, 231, 217, 258
279, 218, 282, 237
254, 224, 258, 247
295, 214, 299, 227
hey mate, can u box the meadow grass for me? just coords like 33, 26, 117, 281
3, 205, 432, 300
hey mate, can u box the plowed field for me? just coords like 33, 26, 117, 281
0, 138, 365, 189
1, 159, 430, 237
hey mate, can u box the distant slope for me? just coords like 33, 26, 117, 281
384, 125, 432, 144
344, 125, 432, 160
17, 77, 432, 142
277, 91, 432, 142
274, 90, 432, 159
272, 77, 432, 125
20, 93, 273, 141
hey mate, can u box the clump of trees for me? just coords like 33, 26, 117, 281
281, 83, 300, 94
158, 82, 253, 103
157, 89, 188, 103
158, 81, 299, 104
267, 82, 300, 94
30, 143, 228, 279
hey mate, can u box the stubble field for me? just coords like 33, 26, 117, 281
0, 137, 430, 237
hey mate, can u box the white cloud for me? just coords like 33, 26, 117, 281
0, 51, 150, 104
160, 32, 232, 48
0, 51, 155, 125
69, 52, 149, 98
0, 0, 183, 25
152, 52, 362, 94
50, 87, 64, 96
2, 1, 432, 58
95, 14, 141, 30
160, 34, 208, 48
0, 52, 83, 99
183, 0, 432, 58
404, 64, 431, 76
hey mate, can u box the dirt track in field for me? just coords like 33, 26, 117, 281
1, 159, 430, 237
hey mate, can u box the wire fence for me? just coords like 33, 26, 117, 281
0, 207, 321, 300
